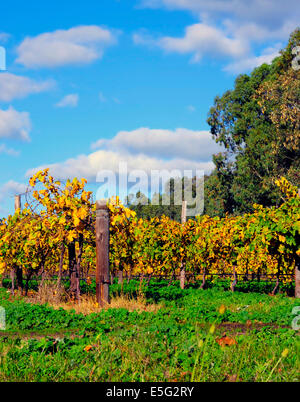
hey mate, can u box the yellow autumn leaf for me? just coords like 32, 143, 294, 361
67, 231, 77, 242
73, 216, 80, 227
58, 198, 65, 208
219, 304, 226, 315
78, 207, 87, 220
59, 216, 66, 225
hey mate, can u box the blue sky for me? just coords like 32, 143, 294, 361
0, 0, 299, 215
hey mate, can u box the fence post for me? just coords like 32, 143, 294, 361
180, 200, 187, 289
14, 195, 21, 211
296, 257, 300, 298
11, 195, 22, 294
95, 200, 110, 306
295, 190, 300, 298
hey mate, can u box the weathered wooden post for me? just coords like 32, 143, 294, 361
180, 200, 187, 289
295, 190, 300, 298
295, 256, 300, 298
14, 195, 21, 211
95, 200, 110, 306
11, 195, 22, 294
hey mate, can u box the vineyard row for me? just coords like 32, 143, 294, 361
0, 170, 299, 299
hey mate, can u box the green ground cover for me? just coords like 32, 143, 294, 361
0, 284, 299, 382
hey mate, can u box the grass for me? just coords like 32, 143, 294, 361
28, 294, 161, 315
0, 282, 299, 382
24, 280, 161, 314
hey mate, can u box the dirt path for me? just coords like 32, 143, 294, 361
1, 321, 296, 340
0, 330, 80, 340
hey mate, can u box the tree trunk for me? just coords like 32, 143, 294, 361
10, 268, 15, 295
118, 269, 123, 285
25, 270, 33, 296
257, 268, 261, 282
272, 277, 280, 295
57, 244, 65, 287
68, 241, 78, 299
40, 264, 46, 287
200, 267, 206, 289
168, 271, 175, 287
76, 234, 83, 300
139, 273, 145, 294
230, 267, 237, 292
16, 266, 23, 292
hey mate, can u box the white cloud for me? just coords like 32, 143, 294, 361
0, 107, 31, 141
27, 127, 222, 183
0, 73, 54, 102
0, 180, 28, 204
55, 94, 79, 108
133, 23, 248, 63
16, 25, 118, 68
138, 0, 300, 72
223, 20, 298, 43
92, 127, 222, 162
157, 23, 247, 61
0, 144, 19, 157
26, 149, 214, 182
224, 47, 281, 73
141, 0, 300, 35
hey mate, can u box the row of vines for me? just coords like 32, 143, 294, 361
0, 169, 299, 297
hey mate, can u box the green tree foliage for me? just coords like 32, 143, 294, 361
126, 179, 182, 221
127, 176, 205, 221
205, 29, 300, 216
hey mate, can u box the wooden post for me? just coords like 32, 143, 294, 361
14, 195, 21, 211
180, 201, 187, 290
95, 200, 110, 306
295, 189, 300, 298
295, 256, 300, 298
118, 269, 123, 285
11, 195, 22, 294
